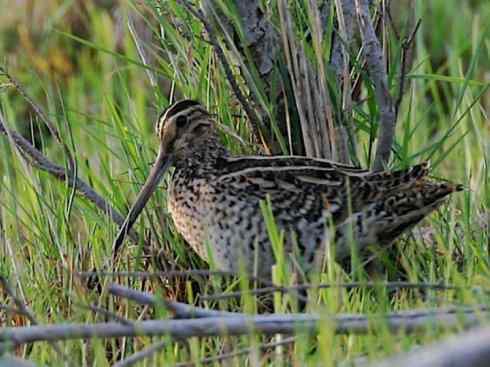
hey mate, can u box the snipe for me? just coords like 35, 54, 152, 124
114, 100, 461, 278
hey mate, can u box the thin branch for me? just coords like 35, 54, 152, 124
76, 270, 275, 287
0, 111, 137, 242
394, 18, 421, 118
0, 66, 75, 173
199, 281, 462, 302
372, 325, 490, 367
108, 283, 236, 319
350, 6, 383, 102
0, 306, 487, 345
83, 303, 134, 326
385, 1, 400, 41
355, 0, 396, 170
113, 341, 166, 367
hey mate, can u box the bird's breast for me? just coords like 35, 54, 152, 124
167, 174, 214, 260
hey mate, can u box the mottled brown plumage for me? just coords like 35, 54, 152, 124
114, 100, 462, 278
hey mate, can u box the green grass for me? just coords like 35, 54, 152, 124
0, 0, 489, 365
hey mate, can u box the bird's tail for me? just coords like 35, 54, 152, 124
334, 180, 462, 261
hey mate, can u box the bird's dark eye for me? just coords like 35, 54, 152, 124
176, 115, 187, 128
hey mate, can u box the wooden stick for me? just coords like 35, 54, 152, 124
372, 325, 490, 367
113, 341, 166, 367
355, 0, 396, 170
0, 112, 136, 242
108, 283, 236, 319
0, 306, 487, 346
199, 281, 462, 301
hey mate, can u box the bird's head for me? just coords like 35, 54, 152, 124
156, 99, 214, 159
112, 99, 214, 252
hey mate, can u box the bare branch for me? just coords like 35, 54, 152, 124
0, 112, 137, 242
355, 0, 396, 170
77, 270, 275, 287
199, 281, 462, 302
0, 306, 487, 346
108, 283, 236, 319
394, 18, 421, 118
0, 66, 75, 173
83, 303, 134, 326
113, 341, 166, 367
372, 326, 490, 367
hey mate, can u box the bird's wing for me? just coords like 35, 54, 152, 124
218, 155, 369, 175
216, 155, 432, 222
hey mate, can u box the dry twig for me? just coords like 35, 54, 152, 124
199, 281, 461, 302
355, 0, 396, 170
113, 340, 166, 367
0, 67, 76, 172
0, 306, 487, 346
0, 111, 136, 242
108, 283, 235, 319
394, 18, 421, 118
372, 325, 490, 367
83, 303, 133, 326
77, 269, 274, 286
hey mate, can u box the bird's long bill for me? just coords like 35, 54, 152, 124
113, 150, 173, 253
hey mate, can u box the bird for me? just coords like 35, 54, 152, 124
113, 99, 462, 278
